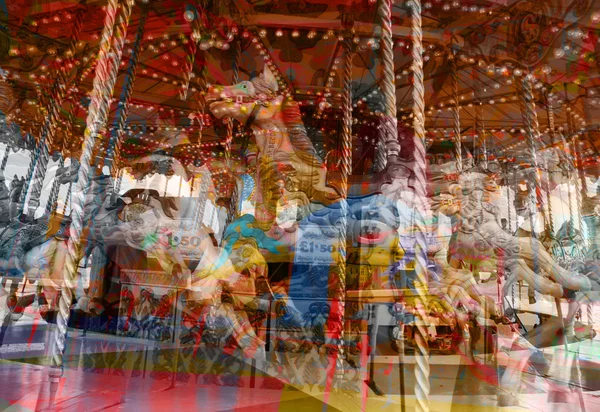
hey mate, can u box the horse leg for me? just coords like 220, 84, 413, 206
518, 237, 591, 291
0, 283, 35, 346
77, 246, 108, 315
565, 298, 581, 339
0, 277, 7, 297
219, 302, 265, 360
498, 334, 539, 406
0, 282, 19, 346
515, 259, 564, 298
528, 284, 536, 304
546, 346, 577, 403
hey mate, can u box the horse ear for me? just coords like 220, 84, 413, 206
263, 65, 279, 92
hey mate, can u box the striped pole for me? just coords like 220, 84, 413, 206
18, 7, 86, 217
332, 26, 354, 386
41, 2, 134, 409
374, 0, 399, 172
564, 86, 585, 247
105, 5, 149, 175
180, 5, 198, 100
225, 40, 241, 174
519, 77, 547, 233
543, 88, 555, 236
45, 156, 64, 215
450, 49, 462, 173
0, 144, 9, 171
407, 1, 431, 411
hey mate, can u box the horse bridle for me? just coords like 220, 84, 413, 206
237, 91, 278, 128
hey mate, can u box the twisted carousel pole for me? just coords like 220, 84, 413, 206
38, 1, 133, 409
45, 62, 87, 215
191, 67, 209, 232
18, 6, 86, 218
225, 40, 241, 172
543, 88, 556, 236
45, 155, 64, 215
450, 48, 462, 173
374, 0, 399, 172
519, 75, 547, 235
407, 1, 431, 411
180, 8, 198, 100
0, 144, 9, 171
105, 4, 149, 176
332, 11, 354, 388
564, 85, 586, 248
518, 75, 545, 307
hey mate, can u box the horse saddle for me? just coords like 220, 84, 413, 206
0, 216, 66, 260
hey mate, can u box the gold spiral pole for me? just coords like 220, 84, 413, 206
332, 25, 354, 386
407, 1, 431, 411
62, 180, 73, 215
225, 40, 241, 174
518, 75, 546, 310
553, 126, 576, 244
543, 88, 555, 236
106, 4, 149, 176
18, 6, 86, 217
562, 83, 586, 248
518, 77, 547, 234
191, 65, 208, 231
195, 64, 208, 146
450, 51, 462, 173
180, 11, 198, 101
42, 1, 133, 409
374, 0, 399, 172
567, 109, 587, 249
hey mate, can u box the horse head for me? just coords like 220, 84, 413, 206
206, 65, 283, 126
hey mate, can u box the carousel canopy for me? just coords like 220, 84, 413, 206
0, 0, 599, 196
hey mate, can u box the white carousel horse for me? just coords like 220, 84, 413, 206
431, 167, 597, 406
0, 169, 116, 345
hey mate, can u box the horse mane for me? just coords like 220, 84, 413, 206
281, 99, 324, 164
251, 76, 323, 164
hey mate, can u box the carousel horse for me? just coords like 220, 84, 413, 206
0, 173, 11, 227
431, 167, 597, 406
207, 66, 488, 376
0, 168, 118, 345
69, 160, 270, 358
206, 65, 341, 231
432, 170, 592, 297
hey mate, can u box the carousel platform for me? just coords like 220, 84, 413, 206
2, 301, 600, 412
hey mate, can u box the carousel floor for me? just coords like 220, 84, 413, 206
2, 292, 600, 411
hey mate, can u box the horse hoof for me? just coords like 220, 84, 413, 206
497, 394, 520, 407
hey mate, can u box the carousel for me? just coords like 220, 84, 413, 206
0, 0, 599, 411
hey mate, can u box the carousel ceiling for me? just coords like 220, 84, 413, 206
0, 0, 599, 195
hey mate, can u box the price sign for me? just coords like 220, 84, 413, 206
293, 224, 339, 265
149, 219, 209, 260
